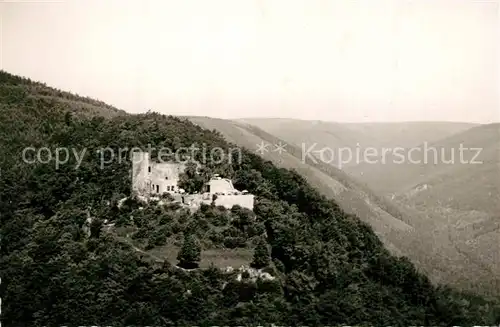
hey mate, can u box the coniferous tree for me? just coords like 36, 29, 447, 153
251, 237, 270, 269
89, 218, 103, 238
177, 233, 201, 269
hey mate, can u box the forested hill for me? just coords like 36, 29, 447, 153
1, 70, 499, 326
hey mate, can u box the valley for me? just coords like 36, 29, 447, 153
190, 116, 500, 296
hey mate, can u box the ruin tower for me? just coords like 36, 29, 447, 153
131, 151, 150, 196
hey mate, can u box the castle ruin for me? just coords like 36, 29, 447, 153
131, 151, 254, 210
132, 151, 186, 195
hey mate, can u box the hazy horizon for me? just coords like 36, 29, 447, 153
2, 0, 499, 123
229, 116, 486, 125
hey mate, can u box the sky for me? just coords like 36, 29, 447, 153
1, 0, 499, 123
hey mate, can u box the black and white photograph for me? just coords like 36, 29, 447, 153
1, 0, 499, 326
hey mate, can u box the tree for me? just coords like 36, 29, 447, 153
178, 161, 205, 193
177, 233, 201, 269
251, 237, 270, 269
231, 205, 254, 231
89, 218, 104, 238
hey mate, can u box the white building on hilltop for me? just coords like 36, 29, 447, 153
203, 175, 254, 210
205, 175, 238, 194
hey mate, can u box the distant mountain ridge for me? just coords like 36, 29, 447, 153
187, 115, 500, 295
239, 117, 478, 154
346, 122, 499, 195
